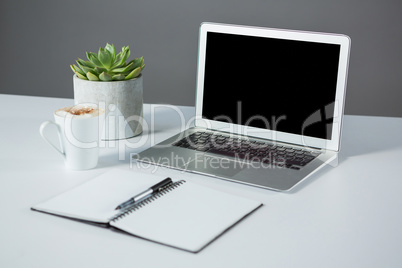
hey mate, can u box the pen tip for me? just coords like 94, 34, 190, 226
115, 206, 120, 210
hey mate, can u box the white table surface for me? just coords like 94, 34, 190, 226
1, 94, 402, 268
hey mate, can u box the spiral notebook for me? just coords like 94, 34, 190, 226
31, 169, 262, 253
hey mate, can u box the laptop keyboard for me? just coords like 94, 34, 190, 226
172, 131, 320, 170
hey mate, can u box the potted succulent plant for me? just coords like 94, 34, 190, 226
70, 43, 145, 140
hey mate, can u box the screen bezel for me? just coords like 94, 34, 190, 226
194, 22, 351, 152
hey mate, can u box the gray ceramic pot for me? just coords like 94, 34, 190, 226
73, 75, 143, 140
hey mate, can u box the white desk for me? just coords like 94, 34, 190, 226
1, 94, 402, 268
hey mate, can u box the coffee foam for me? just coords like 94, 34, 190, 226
55, 104, 105, 118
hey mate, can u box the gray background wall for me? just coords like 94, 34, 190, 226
1, 0, 401, 117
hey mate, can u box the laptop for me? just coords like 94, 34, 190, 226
135, 22, 351, 191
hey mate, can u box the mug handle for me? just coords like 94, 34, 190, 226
39, 121, 66, 158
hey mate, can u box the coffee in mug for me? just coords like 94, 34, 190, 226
40, 103, 105, 170
55, 105, 104, 118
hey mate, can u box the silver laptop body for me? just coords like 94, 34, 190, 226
135, 22, 351, 191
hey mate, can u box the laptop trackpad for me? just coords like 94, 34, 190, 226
184, 155, 245, 177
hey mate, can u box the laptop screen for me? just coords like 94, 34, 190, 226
201, 32, 341, 140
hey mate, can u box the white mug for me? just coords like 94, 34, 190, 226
39, 104, 105, 170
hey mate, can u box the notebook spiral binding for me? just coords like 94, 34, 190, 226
110, 180, 186, 223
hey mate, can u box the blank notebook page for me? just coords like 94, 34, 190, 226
32, 169, 170, 223
110, 180, 262, 252
32, 169, 262, 253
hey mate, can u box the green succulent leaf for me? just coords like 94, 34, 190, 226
69, 64, 76, 73
128, 57, 144, 70
125, 66, 141, 80
113, 50, 123, 65
70, 64, 86, 76
77, 73, 88, 80
99, 72, 113, 81
70, 64, 87, 79
87, 72, 99, 81
112, 49, 129, 69
105, 43, 116, 59
94, 66, 107, 74
112, 74, 125, 81
71, 68, 88, 80
111, 58, 122, 69
86, 52, 102, 67
76, 58, 95, 68
125, 46, 130, 60
71, 44, 144, 82
98, 48, 113, 69
77, 61, 96, 75
111, 61, 134, 73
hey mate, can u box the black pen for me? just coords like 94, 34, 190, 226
115, 178, 173, 210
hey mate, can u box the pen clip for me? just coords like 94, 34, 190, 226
115, 178, 173, 210
150, 177, 173, 192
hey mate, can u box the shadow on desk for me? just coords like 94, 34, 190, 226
289, 116, 402, 193
340, 116, 402, 159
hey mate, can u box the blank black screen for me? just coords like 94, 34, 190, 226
202, 32, 341, 140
